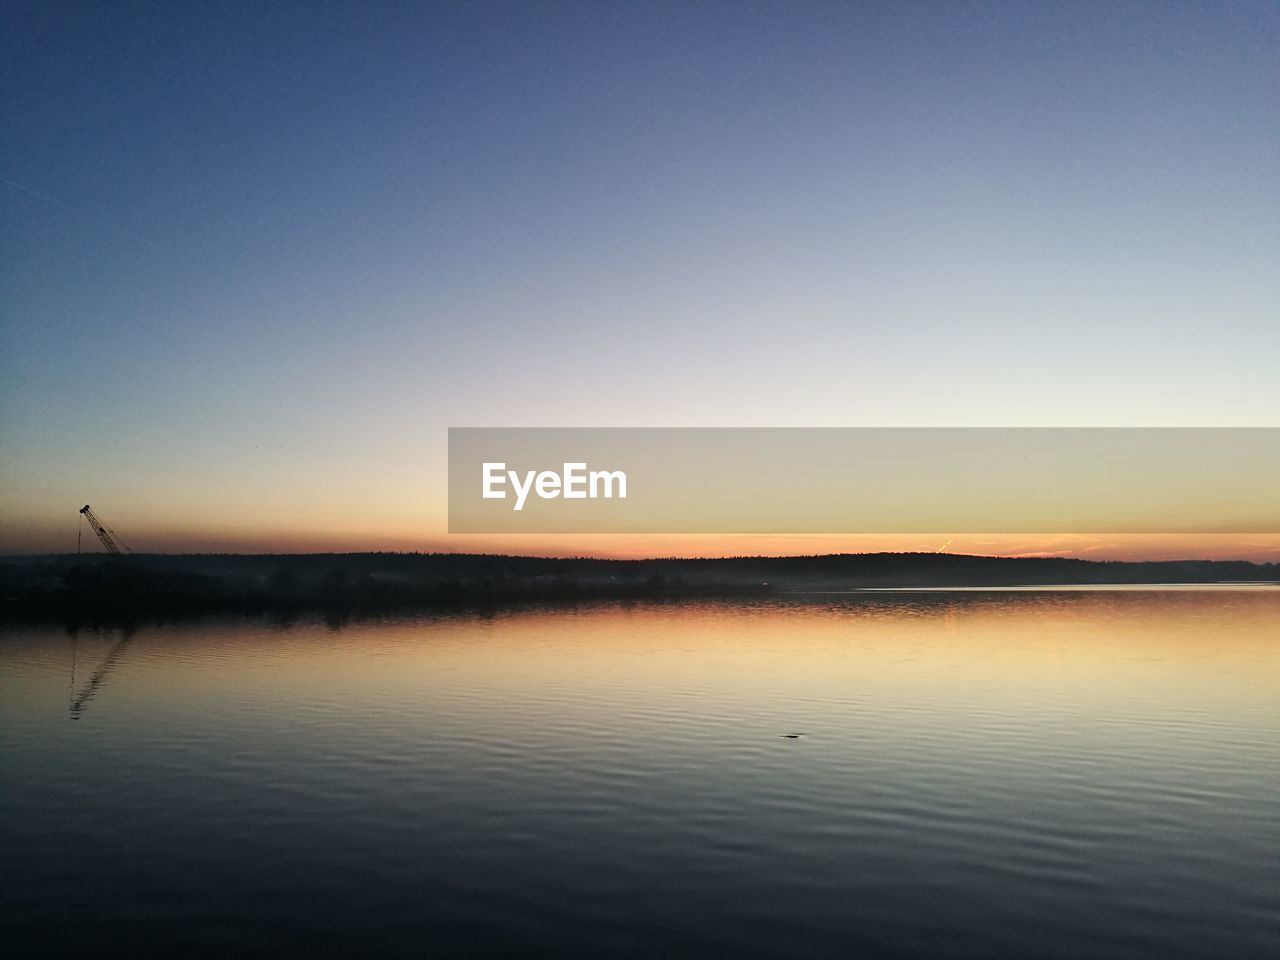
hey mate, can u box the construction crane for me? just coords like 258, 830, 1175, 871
79, 504, 129, 556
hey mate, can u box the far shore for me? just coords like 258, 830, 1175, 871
2, 551, 1275, 620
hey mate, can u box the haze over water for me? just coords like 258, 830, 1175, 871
2, 588, 1278, 957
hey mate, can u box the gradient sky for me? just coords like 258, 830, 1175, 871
2, 1, 1277, 557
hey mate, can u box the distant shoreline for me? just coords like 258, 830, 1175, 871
2, 552, 1276, 620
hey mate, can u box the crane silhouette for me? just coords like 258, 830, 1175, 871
79, 504, 129, 556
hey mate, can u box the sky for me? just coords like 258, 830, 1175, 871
2, 1, 1277, 558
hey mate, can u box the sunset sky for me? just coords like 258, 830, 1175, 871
2, 2, 1277, 559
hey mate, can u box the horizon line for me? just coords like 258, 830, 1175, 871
5, 549, 1276, 565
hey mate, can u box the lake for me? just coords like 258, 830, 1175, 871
2, 588, 1278, 958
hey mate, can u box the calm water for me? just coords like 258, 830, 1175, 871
2, 589, 1278, 958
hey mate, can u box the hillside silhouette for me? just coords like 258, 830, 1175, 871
1, 552, 1275, 619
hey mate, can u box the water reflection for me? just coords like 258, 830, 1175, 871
1, 588, 1277, 958
66, 625, 138, 720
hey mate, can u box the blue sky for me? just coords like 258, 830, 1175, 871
2, 1, 1277, 554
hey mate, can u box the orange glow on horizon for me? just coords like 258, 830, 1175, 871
8, 516, 1277, 564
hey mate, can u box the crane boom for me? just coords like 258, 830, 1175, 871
79, 504, 127, 555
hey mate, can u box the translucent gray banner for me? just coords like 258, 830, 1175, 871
448, 428, 1280, 534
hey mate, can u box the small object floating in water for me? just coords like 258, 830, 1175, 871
779, 733, 804, 739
